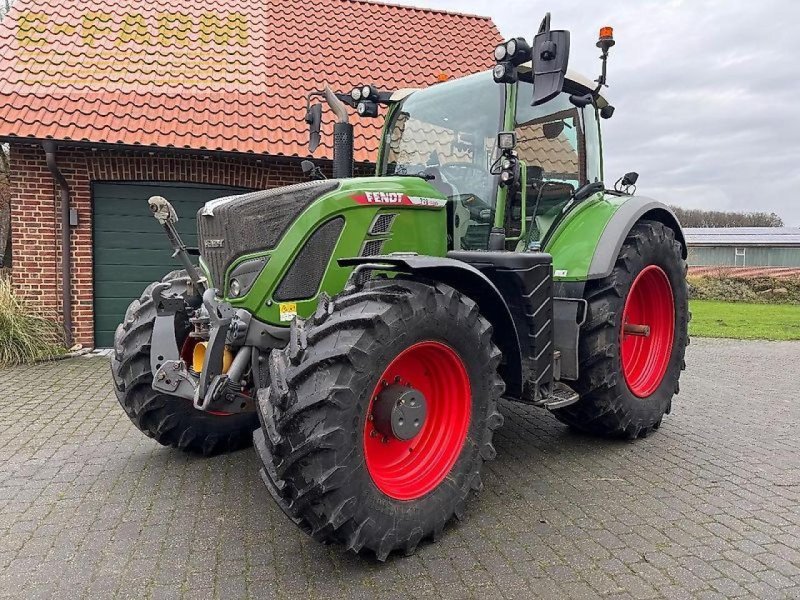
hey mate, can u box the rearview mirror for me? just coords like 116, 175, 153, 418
301, 160, 316, 177
305, 103, 322, 153
622, 172, 639, 187
542, 121, 565, 139
532, 13, 570, 106
300, 159, 327, 181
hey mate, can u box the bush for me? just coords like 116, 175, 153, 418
0, 275, 67, 367
687, 274, 800, 305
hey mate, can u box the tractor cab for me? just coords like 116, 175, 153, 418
378, 68, 609, 252
306, 14, 616, 255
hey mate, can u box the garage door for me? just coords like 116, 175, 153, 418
93, 182, 249, 347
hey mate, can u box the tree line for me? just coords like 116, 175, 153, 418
669, 206, 784, 228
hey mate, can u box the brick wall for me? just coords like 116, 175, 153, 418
9, 142, 374, 347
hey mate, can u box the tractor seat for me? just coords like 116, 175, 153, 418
526, 181, 575, 239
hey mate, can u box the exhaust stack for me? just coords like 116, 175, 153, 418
322, 86, 353, 179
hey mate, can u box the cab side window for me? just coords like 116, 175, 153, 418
515, 84, 586, 241
583, 106, 603, 183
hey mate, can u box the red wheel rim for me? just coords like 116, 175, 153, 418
621, 265, 675, 398
364, 341, 471, 501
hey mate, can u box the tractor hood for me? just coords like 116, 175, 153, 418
197, 179, 339, 287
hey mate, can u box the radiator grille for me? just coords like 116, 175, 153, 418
273, 217, 345, 301
197, 180, 337, 287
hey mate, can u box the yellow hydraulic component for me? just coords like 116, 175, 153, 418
192, 342, 234, 374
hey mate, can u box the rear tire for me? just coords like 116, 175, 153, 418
553, 221, 689, 438
111, 270, 258, 455
253, 279, 504, 560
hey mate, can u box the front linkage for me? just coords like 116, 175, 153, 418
149, 285, 252, 414
146, 195, 280, 415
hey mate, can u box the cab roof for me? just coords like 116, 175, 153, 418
390, 68, 609, 108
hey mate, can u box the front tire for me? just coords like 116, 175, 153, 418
111, 270, 258, 455
253, 279, 504, 560
553, 221, 689, 438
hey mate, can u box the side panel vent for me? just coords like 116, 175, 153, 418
361, 239, 385, 257
273, 217, 345, 301
369, 213, 396, 235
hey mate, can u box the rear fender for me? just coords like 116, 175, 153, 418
545, 194, 686, 281
587, 197, 686, 279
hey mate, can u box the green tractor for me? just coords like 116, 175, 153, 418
111, 15, 688, 560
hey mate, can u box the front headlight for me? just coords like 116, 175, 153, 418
229, 278, 242, 298
226, 255, 270, 299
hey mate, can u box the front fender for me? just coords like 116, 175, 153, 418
545, 194, 686, 282
339, 255, 524, 399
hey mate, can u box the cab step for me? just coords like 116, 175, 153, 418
538, 383, 580, 410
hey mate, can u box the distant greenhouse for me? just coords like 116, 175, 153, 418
684, 228, 800, 268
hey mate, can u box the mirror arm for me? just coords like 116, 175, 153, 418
323, 86, 349, 124
572, 181, 605, 203
538, 12, 551, 34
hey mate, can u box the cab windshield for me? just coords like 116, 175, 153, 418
381, 72, 504, 250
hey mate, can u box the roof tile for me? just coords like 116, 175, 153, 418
0, 0, 500, 161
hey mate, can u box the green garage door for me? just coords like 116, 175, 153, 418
93, 182, 249, 347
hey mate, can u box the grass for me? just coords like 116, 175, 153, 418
689, 300, 800, 341
0, 275, 67, 367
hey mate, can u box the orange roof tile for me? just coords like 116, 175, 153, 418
0, 0, 500, 162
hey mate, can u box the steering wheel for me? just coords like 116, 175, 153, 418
437, 164, 493, 214
438, 163, 486, 189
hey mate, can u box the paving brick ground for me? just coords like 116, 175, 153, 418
1, 338, 799, 599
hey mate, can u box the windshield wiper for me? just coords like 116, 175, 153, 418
389, 166, 435, 181
393, 172, 435, 181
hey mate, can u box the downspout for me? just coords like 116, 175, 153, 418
42, 141, 74, 347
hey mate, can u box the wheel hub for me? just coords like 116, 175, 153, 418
372, 384, 428, 442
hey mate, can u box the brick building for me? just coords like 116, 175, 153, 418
0, 0, 498, 347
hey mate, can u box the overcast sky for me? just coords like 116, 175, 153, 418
391, 0, 800, 226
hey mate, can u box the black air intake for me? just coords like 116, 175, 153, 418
197, 180, 338, 287
274, 217, 345, 301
